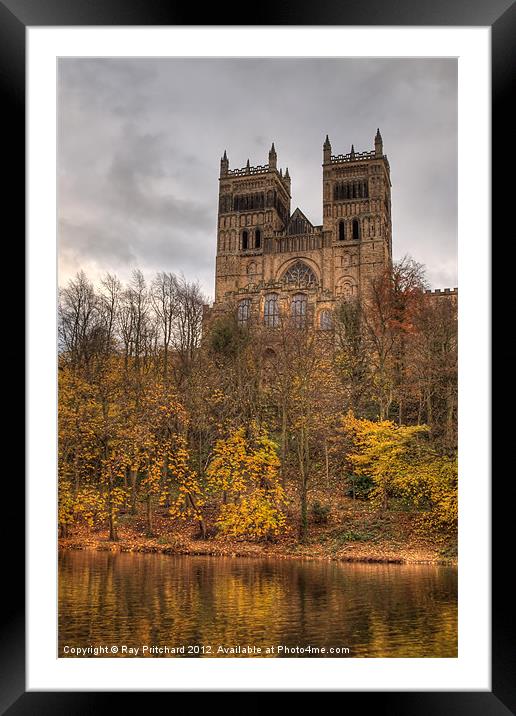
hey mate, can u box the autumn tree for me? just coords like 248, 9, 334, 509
341, 413, 457, 534
411, 296, 458, 451
333, 297, 372, 417
206, 425, 287, 540
266, 318, 338, 542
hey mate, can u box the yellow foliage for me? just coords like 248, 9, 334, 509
341, 412, 457, 534
207, 425, 288, 540
165, 434, 205, 522
216, 493, 287, 539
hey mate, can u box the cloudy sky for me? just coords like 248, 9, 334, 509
58, 58, 457, 299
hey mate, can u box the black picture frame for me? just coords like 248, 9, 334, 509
6, 0, 511, 711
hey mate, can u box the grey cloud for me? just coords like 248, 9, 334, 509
58, 57, 457, 297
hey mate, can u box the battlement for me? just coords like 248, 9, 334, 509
331, 150, 379, 163
227, 163, 271, 177
425, 288, 458, 296
221, 142, 291, 188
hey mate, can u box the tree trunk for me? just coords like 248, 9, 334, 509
109, 508, 118, 541
298, 427, 309, 543
73, 452, 80, 496
146, 493, 154, 535
130, 468, 138, 514
187, 493, 206, 539
324, 439, 329, 488
280, 402, 288, 487
382, 490, 389, 512
161, 454, 168, 495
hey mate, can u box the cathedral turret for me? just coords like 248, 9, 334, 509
375, 128, 383, 157
284, 166, 291, 192
323, 135, 332, 163
220, 149, 229, 177
269, 142, 277, 170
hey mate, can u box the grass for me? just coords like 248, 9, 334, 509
334, 529, 380, 544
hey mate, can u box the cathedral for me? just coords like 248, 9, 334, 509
211, 131, 394, 329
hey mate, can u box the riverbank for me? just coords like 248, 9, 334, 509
59, 493, 457, 566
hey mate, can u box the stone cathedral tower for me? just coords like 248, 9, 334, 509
211, 131, 392, 329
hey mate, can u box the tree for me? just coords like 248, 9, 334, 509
341, 413, 457, 534
206, 425, 287, 540
267, 319, 337, 542
361, 257, 428, 421
172, 275, 206, 386
58, 271, 103, 369
151, 272, 178, 381
334, 297, 371, 416
166, 433, 206, 538
411, 297, 458, 450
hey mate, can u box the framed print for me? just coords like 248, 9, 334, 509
5, 0, 511, 710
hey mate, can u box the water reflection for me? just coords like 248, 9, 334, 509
59, 551, 457, 658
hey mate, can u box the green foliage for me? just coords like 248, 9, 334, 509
345, 472, 374, 500
335, 529, 379, 543
209, 314, 248, 357
335, 298, 362, 338
311, 500, 330, 524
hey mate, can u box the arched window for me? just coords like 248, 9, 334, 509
339, 282, 354, 299
338, 220, 345, 241
264, 293, 279, 328
281, 260, 318, 287
291, 293, 307, 328
352, 219, 360, 241
242, 230, 249, 250
237, 298, 251, 326
246, 261, 256, 275
319, 309, 333, 330
255, 229, 261, 249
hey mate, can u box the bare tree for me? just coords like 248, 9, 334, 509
172, 275, 206, 385
151, 272, 179, 381
99, 273, 122, 355
58, 270, 102, 369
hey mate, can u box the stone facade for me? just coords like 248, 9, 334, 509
211, 131, 394, 328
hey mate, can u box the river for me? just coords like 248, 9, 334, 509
59, 551, 457, 658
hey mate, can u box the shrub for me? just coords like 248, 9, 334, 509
311, 500, 330, 524
345, 473, 374, 500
